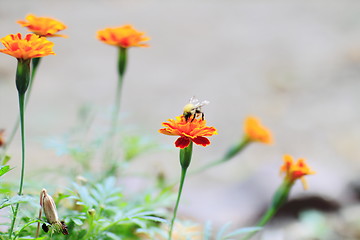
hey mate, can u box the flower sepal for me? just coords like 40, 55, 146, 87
179, 142, 193, 170
16, 59, 31, 95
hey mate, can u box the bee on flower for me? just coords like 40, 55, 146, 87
183, 96, 209, 122
159, 97, 216, 149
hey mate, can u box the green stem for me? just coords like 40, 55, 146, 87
241, 181, 293, 240
111, 47, 127, 134
8, 93, 26, 239
8, 59, 30, 239
168, 167, 187, 240
26, 57, 41, 106
104, 48, 127, 177
16, 219, 40, 239
1, 58, 41, 161
192, 137, 250, 174
82, 211, 95, 240
168, 142, 193, 240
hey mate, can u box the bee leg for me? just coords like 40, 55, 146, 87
191, 114, 196, 122
201, 112, 204, 120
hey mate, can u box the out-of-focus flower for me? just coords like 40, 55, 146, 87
244, 117, 272, 144
97, 24, 150, 48
17, 14, 67, 38
159, 115, 217, 149
0, 33, 55, 60
0, 130, 4, 147
280, 154, 315, 189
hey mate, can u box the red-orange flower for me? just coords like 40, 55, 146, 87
17, 14, 67, 38
97, 25, 150, 48
159, 115, 217, 149
244, 117, 272, 144
0, 33, 55, 60
280, 154, 315, 189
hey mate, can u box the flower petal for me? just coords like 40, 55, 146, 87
244, 117, 272, 144
192, 136, 210, 147
0, 33, 55, 59
17, 14, 67, 38
175, 137, 191, 149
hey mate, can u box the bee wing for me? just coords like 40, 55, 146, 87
188, 96, 209, 108
200, 100, 209, 106
189, 96, 200, 105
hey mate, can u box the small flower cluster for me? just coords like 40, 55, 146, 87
280, 154, 315, 189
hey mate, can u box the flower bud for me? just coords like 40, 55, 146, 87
88, 208, 96, 217
40, 189, 68, 235
41, 189, 59, 224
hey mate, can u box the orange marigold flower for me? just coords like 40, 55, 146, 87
280, 154, 315, 189
159, 115, 217, 149
244, 116, 272, 144
0, 33, 55, 60
97, 25, 150, 48
17, 14, 67, 38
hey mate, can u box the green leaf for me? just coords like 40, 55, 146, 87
2, 155, 11, 165
0, 165, 11, 177
203, 221, 212, 240
18, 237, 46, 240
224, 226, 262, 238
216, 222, 232, 240
0, 195, 33, 209
72, 218, 84, 226
140, 216, 167, 223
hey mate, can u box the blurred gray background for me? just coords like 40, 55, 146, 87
1, 0, 360, 237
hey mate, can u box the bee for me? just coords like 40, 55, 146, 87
183, 96, 209, 122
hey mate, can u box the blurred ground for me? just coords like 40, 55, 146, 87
1, 1, 360, 238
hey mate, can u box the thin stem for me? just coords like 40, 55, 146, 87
241, 181, 293, 240
104, 48, 127, 177
26, 57, 41, 106
192, 137, 250, 174
1, 58, 41, 161
241, 207, 277, 240
35, 203, 43, 238
8, 59, 30, 239
111, 47, 127, 135
168, 143, 193, 239
8, 93, 26, 239
168, 167, 187, 240
81, 212, 95, 240
16, 220, 40, 239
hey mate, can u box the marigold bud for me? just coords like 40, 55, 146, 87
40, 189, 68, 235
